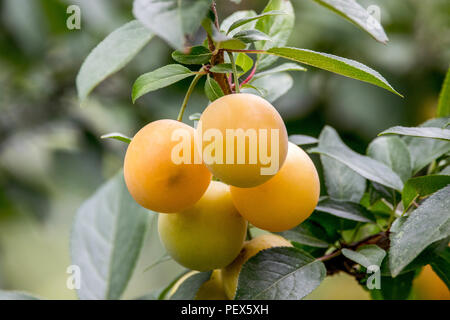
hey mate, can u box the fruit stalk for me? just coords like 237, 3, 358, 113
177, 73, 204, 121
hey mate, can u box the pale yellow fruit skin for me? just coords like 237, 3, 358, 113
124, 119, 211, 213
168, 270, 229, 300
158, 181, 248, 271
198, 93, 288, 187
221, 234, 292, 299
230, 142, 320, 232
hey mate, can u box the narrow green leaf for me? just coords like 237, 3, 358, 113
235, 53, 254, 75
288, 134, 318, 146
132, 0, 211, 50
367, 136, 412, 183
209, 63, 244, 74
318, 126, 366, 202
255, 0, 295, 70
172, 46, 212, 65
233, 29, 272, 43
430, 247, 450, 290
0, 291, 40, 300
265, 47, 402, 96
310, 0, 388, 43
204, 75, 225, 102
76, 20, 153, 102
220, 10, 257, 36
389, 185, 450, 277
253, 62, 306, 79
235, 247, 326, 300
315, 197, 375, 223
311, 126, 403, 191
437, 66, 450, 117
132, 64, 194, 103
402, 175, 450, 210
342, 245, 386, 269
170, 271, 212, 300
227, 10, 286, 33
71, 172, 152, 299
101, 132, 132, 144
379, 126, 450, 141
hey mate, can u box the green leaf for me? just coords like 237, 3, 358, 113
171, 46, 212, 65
430, 247, 450, 290
342, 245, 386, 268
278, 221, 330, 248
379, 126, 450, 141
209, 63, 244, 74
310, 0, 388, 43
246, 72, 293, 103
101, 132, 132, 144
76, 20, 154, 102
265, 47, 402, 97
233, 29, 272, 43
311, 126, 403, 191
315, 197, 375, 223
212, 27, 247, 50
220, 10, 257, 36
235, 53, 254, 76
132, 64, 195, 102
389, 185, 450, 277
227, 10, 286, 33
370, 272, 415, 300
170, 271, 212, 300
0, 291, 40, 300
255, 0, 295, 70
367, 136, 412, 183
402, 175, 450, 210
132, 0, 211, 50
157, 269, 190, 300
235, 247, 326, 300
318, 126, 366, 202
71, 172, 151, 299
437, 66, 450, 117
204, 75, 225, 102
288, 134, 318, 146
404, 117, 450, 173
253, 62, 306, 79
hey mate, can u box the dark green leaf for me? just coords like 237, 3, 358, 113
310, 0, 388, 43
342, 245, 386, 268
315, 198, 375, 223
265, 47, 402, 96
172, 46, 212, 65
318, 126, 366, 202
71, 172, 151, 299
311, 126, 403, 191
0, 291, 40, 300
288, 134, 318, 146
379, 126, 450, 141
370, 272, 415, 300
101, 132, 132, 144
204, 75, 225, 102
278, 221, 330, 248
170, 271, 212, 300
132, 64, 195, 102
389, 185, 450, 277
227, 10, 286, 33
255, 0, 295, 70
253, 62, 306, 79
233, 29, 272, 43
209, 63, 244, 74
132, 0, 211, 50
235, 247, 326, 300
76, 20, 154, 102
402, 175, 450, 210
367, 136, 412, 183
430, 247, 450, 290
437, 67, 450, 117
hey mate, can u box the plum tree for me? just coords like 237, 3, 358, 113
230, 142, 320, 232
197, 93, 288, 188
221, 234, 292, 299
124, 119, 211, 213
158, 180, 247, 271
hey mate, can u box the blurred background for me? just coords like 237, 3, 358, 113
0, 0, 449, 300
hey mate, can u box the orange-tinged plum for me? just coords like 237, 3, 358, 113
124, 119, 211, 213
158, 181, 247, 271
221, 234, 292, 299
230, 142, 320, 232
197, 93, 288, 187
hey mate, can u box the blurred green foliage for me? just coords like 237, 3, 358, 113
0, 0, 448, 299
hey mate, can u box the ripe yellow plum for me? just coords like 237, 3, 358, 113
158, 181, 247, 271
197, 93, 288, 187
221, 234, 292, 299
230, 142, 320, 232
124, 119, 211, 213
